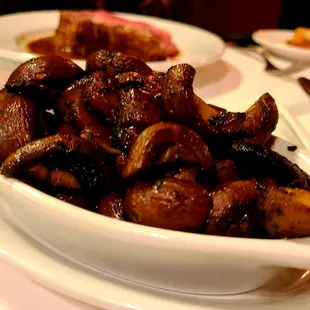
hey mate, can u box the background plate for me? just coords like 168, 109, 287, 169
0, 10, 225, 72
252, 29, 310, 62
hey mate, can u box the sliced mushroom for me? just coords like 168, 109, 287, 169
225, 214, 256, 238
162, 64, 246, 136
5, 56, 84, 97
125, 177, 212, 231
231, 142, 310, 189
205, 180, 259, 236
111, 126, 140, 152
86, 50, 152, 75
122, 122, 214, 178
238, 93, 279, 144
118, 70, 163, 100
40, 109, 59, 136
215, 160, 240, 184
194, 95, 222, 120
25, 162, 81, 189
0, 88, 39, 162
57, 123, 76, 135
162, 64, 197, 123
83, 71, 120, 125
157, 145, 201, 165
0, 133, 117, 194
58, 79, 120, 155
0, 134, 92, 176
165, 166, 198, 182
98, 192, 124, 220
118, 86, 163, 128
258, 185, 310, 238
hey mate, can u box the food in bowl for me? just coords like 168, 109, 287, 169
1, 50, 310, 240
286, 27, 310, 49
26, 10, 180, 61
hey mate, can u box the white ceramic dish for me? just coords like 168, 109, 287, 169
252, 29, 310, 62
2, 215, 310, 310
2, 135, 310, 297
0, 10, 225, 72
1, 46, 310, 297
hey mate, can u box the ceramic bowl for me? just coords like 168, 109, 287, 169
2, 136, 310, 296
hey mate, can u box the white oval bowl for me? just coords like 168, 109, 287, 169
2, 136, 310, 296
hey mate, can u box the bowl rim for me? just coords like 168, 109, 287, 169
2, 135, 310, 269
1, 172, 310, 264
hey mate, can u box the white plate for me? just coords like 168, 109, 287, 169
252, 29, 310, 62
0, 10, 225, 72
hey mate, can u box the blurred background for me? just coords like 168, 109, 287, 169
0, 0, 309, 40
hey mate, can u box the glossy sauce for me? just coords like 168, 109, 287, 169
27, 36, 181, 61
26, 36, 85, 59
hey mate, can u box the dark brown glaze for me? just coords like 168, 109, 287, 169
5, 56, 84, 98
157, 145, 201, 165
118, 71, 163, 99
117, 71, 164, 130
201, 110, 246, 137
56, 193, 90, 209
83, 71, 120, 125
162, 64, 197, 123
1, 132, 117, 194
167, 166, 198, 182
162, 64, 246, 136
205, 180, 259, 236
98, 192, 124, 220
193, 95, 221, 120
40, 110, 59, 136
57, 78, 88, 121
231, 142, 310, 189
122, 122, 214, 178
238, 93, 279, 145
215, 160, 240, 184
57, 123, 76, 135
86, 50, 153, 75
116, 152, 128, 171
58, 79, 120, 155
125, 177, 212, 231
258, 185, 310, 238
0, 134, 93, 176
2, 52, 310, 240
0, 88, 39, 162
119, 87, 163, 128
225, 214, 255, 238
25, 162, 81, 189
112, 126, 140, 152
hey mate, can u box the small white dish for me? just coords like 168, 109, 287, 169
0, 10, 225, 72
252, 29, 310, 62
